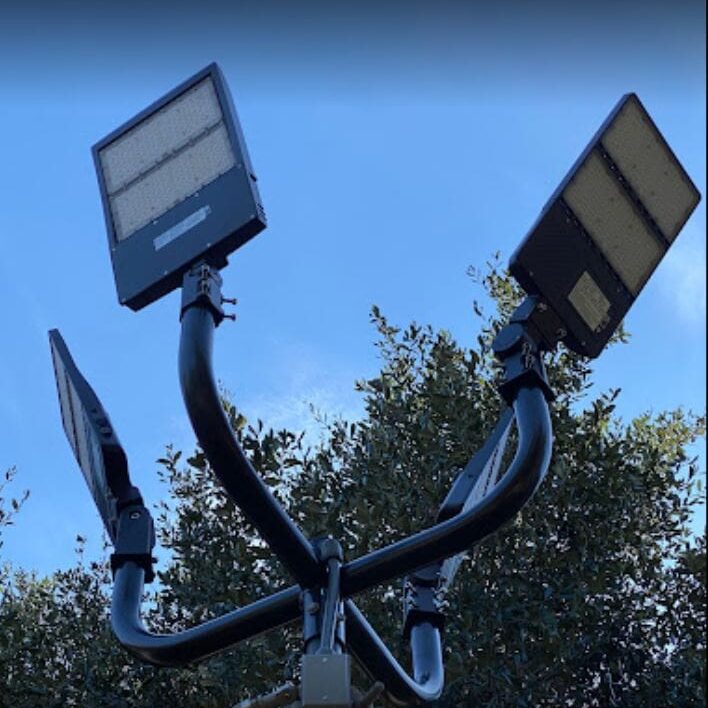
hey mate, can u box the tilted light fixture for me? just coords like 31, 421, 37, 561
510, 94, 700, 357
93, 64, 265, 311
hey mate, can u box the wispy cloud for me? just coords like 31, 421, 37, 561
219, 340, 364, 446
239, 381, 364, 446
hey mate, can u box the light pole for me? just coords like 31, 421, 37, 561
50, 64, 700, 707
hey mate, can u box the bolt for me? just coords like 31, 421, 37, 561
130, 511, 141, 520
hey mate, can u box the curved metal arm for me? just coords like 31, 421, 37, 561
179, 296, 321, 589
179, 325, 550, 601
341, 386, 552, 596
337, 387, 550, 704
345, 600, 444, 706
399, 408, 516, 641
178, 267, 551, 601
111, 562, 302, 666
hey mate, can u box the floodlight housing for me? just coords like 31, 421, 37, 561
49, 329, 139, 541
93, 63, 266, 311
510, 93, 701, 358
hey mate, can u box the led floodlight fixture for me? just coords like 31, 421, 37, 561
93, 63, 266, 311
510, 93, 701, 358
49, 329, 139, 541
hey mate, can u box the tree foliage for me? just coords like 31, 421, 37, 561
1, 263, 705, 706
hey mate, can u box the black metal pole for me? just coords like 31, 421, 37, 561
315, 538, 344, 655
178, 274, 321, 589
340, 386, 552, 595
345, 600, 444, 705
338, 386, 550, 704
111, 562, 301, 666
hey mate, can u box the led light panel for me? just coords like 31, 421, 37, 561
602, 96, 699, 242
49, 330, 135, 541
510, 93, 701, 358
100, 78, 224, 195
93, 63, 266, 311
563, 151, 663, 295
100, 78, 236, 242
108, 123, 236, 241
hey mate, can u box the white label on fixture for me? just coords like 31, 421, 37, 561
153, 205, 211, 251
568, 271, 611, 332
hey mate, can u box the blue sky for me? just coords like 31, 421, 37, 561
0, 1, 705, 576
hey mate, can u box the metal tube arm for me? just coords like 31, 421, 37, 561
339, 383, 550, 704
178, 264, 321, 589
341, 386, 552, 596
345, 600, 444, 706
399, 407, 516, 640
109, 504, 302, 666
111, 562, 301, 667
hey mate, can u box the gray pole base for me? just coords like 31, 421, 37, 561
301, 654, 352, 707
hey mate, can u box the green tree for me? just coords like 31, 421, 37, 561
0, 467, 28, 590
0, 264, 705, 706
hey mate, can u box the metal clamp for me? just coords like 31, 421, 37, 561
402, 563, 446, 642
316, 538, 345, 656
493, 297, 555, 405
180, 262, 228, 325
110, 505, 156, 583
